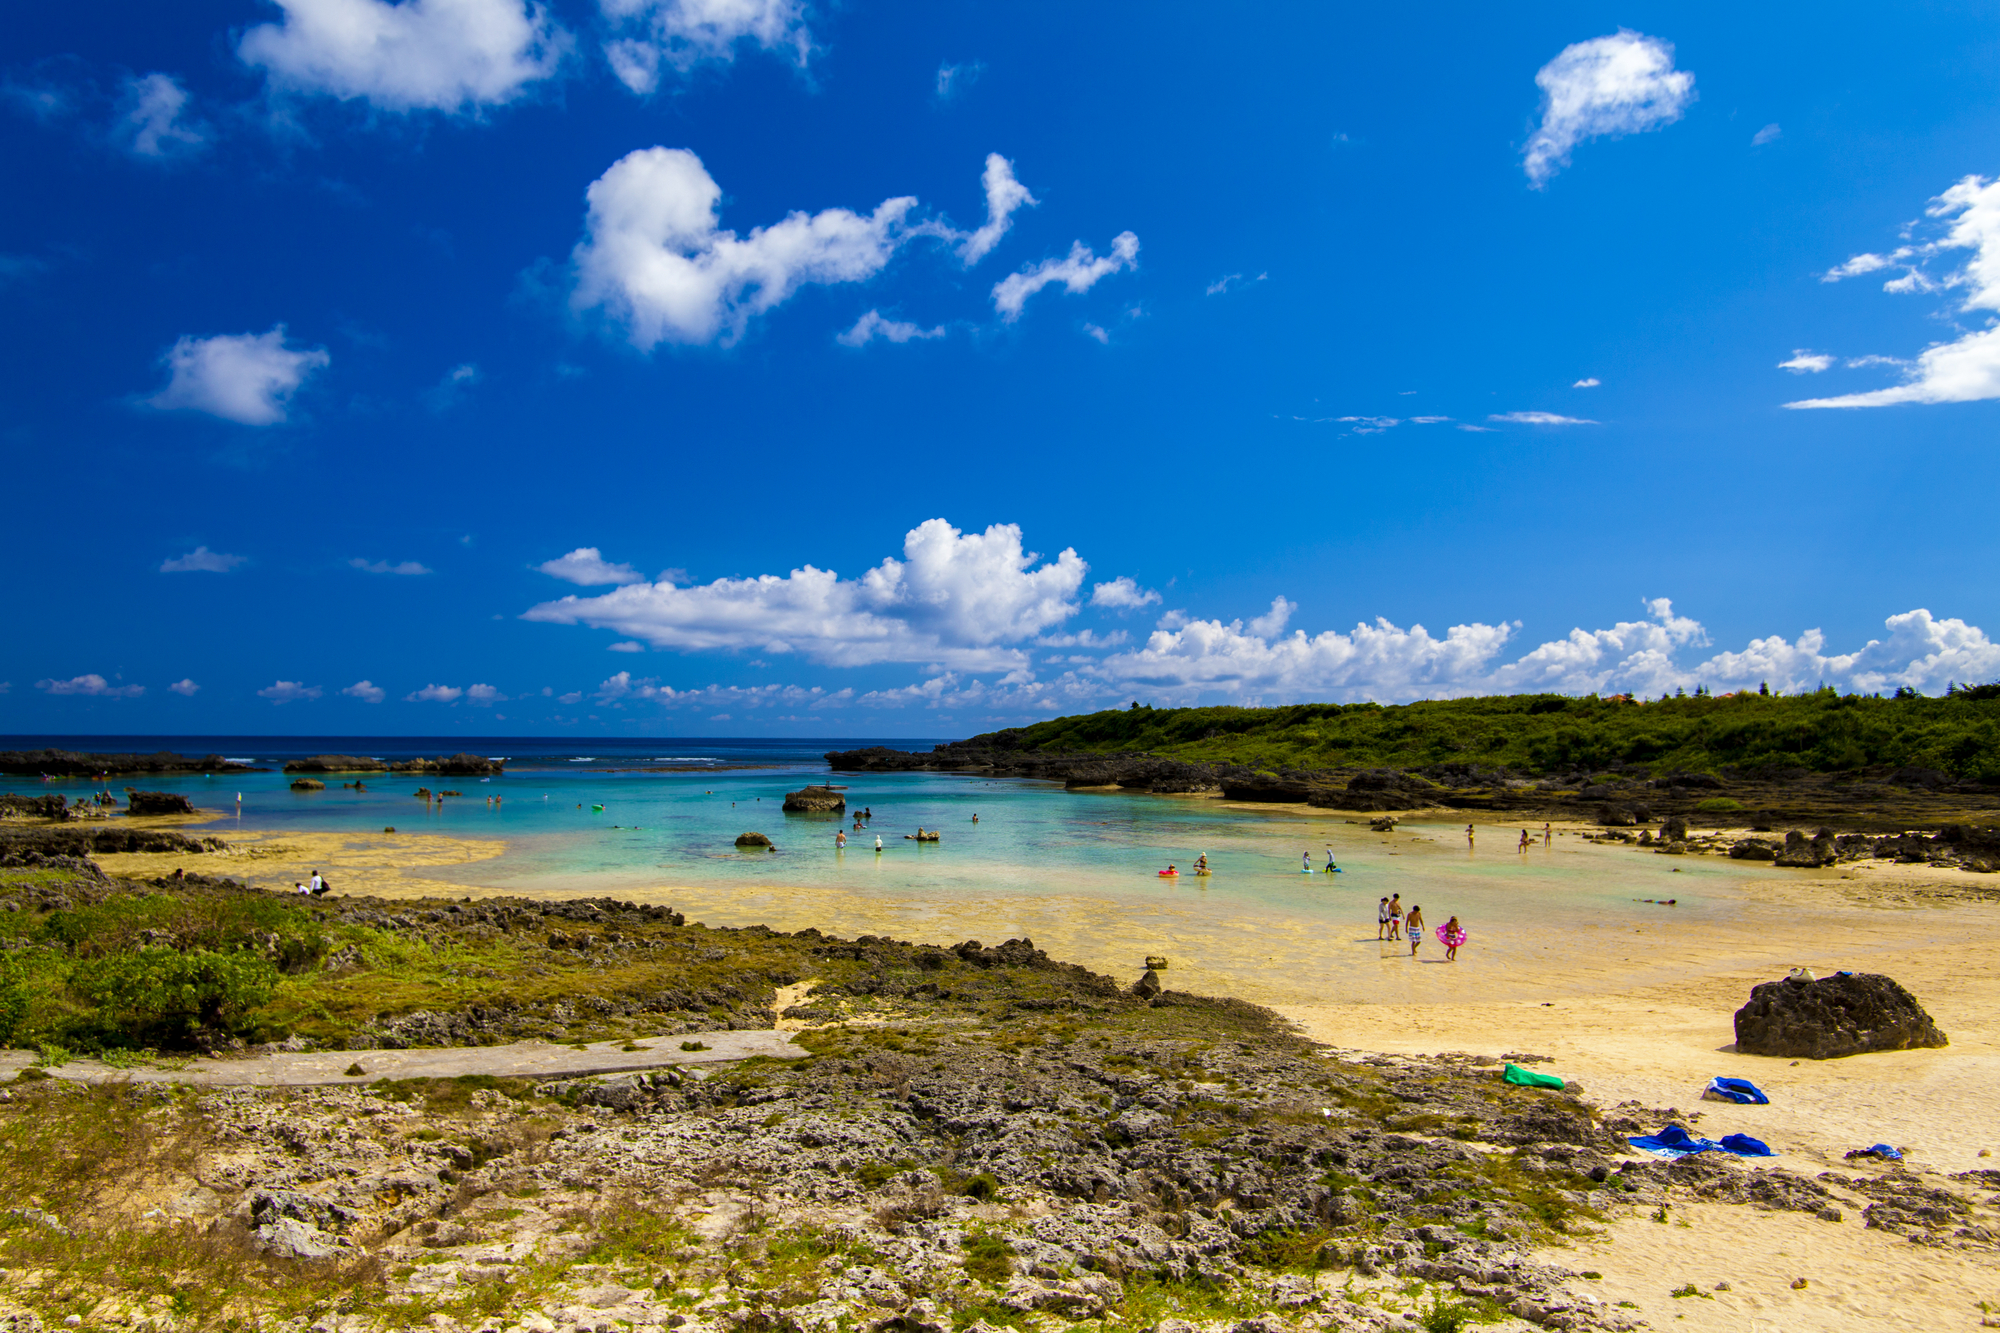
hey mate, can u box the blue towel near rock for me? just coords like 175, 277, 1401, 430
1844, 1143, 1903, 1161
1629, 1125, 1776, 1158
1628, 1125, 1723, 1158
1704, 1076, 1770, 1105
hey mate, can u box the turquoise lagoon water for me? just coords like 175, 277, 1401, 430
14, 736, 1765, 1006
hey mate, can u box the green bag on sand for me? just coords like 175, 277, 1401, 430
1502, 1062, 1566, 1090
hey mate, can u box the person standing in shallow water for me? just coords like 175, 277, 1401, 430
1405, 905, 1424, 956
1465, 823, 1475, 847
1386, 893, 1403, 940
1442, 915, 1464, 962
1377, 897, 1392, 940
1518, 828, 1531, 853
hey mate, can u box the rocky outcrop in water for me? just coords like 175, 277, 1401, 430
125, 790, 196, 816
0, 749, 259, 777
283, 753, 504, 776
782, 785, 846, 813
1734, 972, 1949, 1059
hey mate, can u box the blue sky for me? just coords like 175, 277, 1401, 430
6, 1, 2000, 738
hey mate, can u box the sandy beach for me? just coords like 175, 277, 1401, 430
93, 813, 2000, 1326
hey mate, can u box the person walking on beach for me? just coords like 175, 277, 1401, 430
1405, 905, 1424, 956
1518, 828, 1531, 853
1387, 894, 1403, 939
1442, 915, 1464, 962
1542, 822, 1552, 846
1377, 897, 1392, 939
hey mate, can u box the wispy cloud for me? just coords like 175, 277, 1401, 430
1205, 271, 1267, 296
1572, 377, 1601, 388
405, 683, 463, 703
1790, 175, 2000, 409
838, 310, 945, 348
349, 557, 433, 576
992, 233, 1140, 320
934, 60, 981, 102
603, 0, 810, 96
1752, 123, 1782, 146
168, 679, 199, 696
956, 153, 1035, 264
161, 546, 247, 573
1778, 350, 1834, 373
1488, 411, 1597, 425
256, 680, 321, 704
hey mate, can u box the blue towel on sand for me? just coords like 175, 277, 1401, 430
1705, 1076, 1770, 1105
1629, 1125, 1776, 1159
1628, 1125, 1722, 1158
1845, 1143, 1903, 1161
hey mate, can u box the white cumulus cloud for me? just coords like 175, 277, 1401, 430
146, 326, 328, 426
570, 146, 917, 348
1572, 377, 1601, 388
1778, 350, 1834, 373
1789, 176, 2000, 409
349, 557, 433, 575
161, 546, 248, 573
239, 0, 570, 113
466, 683, 505, 704
257, 680, 322, 704
116, 73, 206, 158
343, 680, 387, 702
38, 675, 145, 699
1523, 30, 1695, 187
993, 232, 1140, 320
837, 310, 945, 348
406, 683, 464, 702
537, 547, 644, 585
1090, 577, 1161, 611
169, 679, 200, 696
600, 0, 809, 95
524, 518, 1087, 670
956, 153, 1037, 265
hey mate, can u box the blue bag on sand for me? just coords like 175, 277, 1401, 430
1719, 1133, 1772, 1156
1704, 1076, 1770, 1105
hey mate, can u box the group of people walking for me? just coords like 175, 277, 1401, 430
1377, 894, 1463, 961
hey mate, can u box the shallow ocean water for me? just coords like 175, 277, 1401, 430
21, 735, 1775, 1008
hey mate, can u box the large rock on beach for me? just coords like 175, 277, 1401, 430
783, 785, 847, 813
734, 831, 774, 848
0, 793, 69, 821
125, 790, 196, 816
1311, 768, 1440, 811
1734, 972, 1949, 1059
1774, 828, 1838, 868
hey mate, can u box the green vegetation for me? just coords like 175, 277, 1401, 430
961, 686, 2000, 780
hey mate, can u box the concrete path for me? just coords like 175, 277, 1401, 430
0, 1028, 802, 1088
